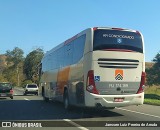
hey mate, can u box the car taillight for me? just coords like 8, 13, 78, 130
86, 70, 99, 94
10, 90, 13, 94
137, 72, 146, 94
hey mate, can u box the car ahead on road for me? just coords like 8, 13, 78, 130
0, 82, 13, 99
23, 84, 38, 95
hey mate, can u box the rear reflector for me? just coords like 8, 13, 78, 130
10, 89, 13, 94
86, 70, 99, 94
137, 72, 146, 94
93, 27, 98, 31
136, 31, 141, 35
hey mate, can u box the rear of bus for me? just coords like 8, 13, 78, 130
85, 27, 145, 108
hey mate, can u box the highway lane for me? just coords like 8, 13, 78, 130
0, 88, 159, 130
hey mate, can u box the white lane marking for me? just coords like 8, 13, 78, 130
24, 98, 30, 101
116, 107, 160, 119
63, 119, 89, 130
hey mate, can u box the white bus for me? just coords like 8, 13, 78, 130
39, 27, 145, 109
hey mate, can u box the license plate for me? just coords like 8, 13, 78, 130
114, 98, 124, 102
0, 94, 6, 97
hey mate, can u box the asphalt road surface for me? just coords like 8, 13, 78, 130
0, 88, 159, 130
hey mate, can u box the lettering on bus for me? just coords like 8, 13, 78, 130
109, 83, 129, 88
103, 34, 134, 39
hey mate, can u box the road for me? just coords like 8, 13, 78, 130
0, 88, 159, 130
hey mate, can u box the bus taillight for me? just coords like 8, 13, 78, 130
86, 70, 99, 94
93, 27, 98, 31
136, 31, 141, 35
137, 72, 146, 94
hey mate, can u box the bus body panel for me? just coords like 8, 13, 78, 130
68, 61, 84, 105
93, 51, 143, 95
84, 51, 144, 107
40, 29, 89, 106
85, 91, 144, 107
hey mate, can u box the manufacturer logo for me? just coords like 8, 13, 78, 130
115, 69, 123, 80
117, 38, 122, 43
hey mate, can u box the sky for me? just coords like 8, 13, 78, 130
0, 0, 160, 62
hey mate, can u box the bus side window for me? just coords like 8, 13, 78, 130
73, 35, 86, 63
64, 42, 73, 66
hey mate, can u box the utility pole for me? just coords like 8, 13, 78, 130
17, 66, 19, 87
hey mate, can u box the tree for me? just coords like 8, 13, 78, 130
3, 47, 25, 86
23, 48, 44, 83
5, 47, 24, 67
0, 74, 7, 82
146, 52, 160, 86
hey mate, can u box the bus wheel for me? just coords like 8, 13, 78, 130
43, 92, 49, 102
43, 96, 49, 102
64, 90, 70, 110
106, 107, 115, 110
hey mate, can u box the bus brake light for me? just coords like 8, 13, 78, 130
137, 72, 146, 94
86, 70, 99, 94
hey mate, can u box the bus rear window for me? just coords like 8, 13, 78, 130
93, 29, 143, 53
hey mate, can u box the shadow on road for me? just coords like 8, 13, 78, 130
0, 98, 123, 120
13, 94, 38, 96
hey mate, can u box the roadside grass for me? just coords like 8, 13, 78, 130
144, 99, 160, 106
144, 85, 160, 106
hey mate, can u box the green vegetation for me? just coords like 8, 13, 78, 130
23, 48, 44, 83
144, 52, 160, 105
144, 86, 160, 106
144, 99, 160, 106
0, 47, 44, 87
146, 53, 160, 86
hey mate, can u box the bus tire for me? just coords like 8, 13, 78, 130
64, 90, 70, 110
42, 88, 49, 102
43, 96, 49, 102
106, 107, 115, 110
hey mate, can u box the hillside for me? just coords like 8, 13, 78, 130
0, 55, 7, 73
0, 56, 154, 72
145, 62, 154, 69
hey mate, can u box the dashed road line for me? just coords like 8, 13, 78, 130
116, 107, 160, 119
24, 98, 30, 101
63, 119, 89, 130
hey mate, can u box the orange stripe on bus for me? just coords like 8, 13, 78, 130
57, 67, 70, 94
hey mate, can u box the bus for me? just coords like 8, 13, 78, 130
39, 27, 145, 109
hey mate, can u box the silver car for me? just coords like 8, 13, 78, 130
23, 84, 38, 95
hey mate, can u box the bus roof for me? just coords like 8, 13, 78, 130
42, 27, 142, 59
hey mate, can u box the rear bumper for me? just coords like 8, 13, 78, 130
85, 92, 144, 108
0, 93, 13, 97
25, 91, 38, 94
